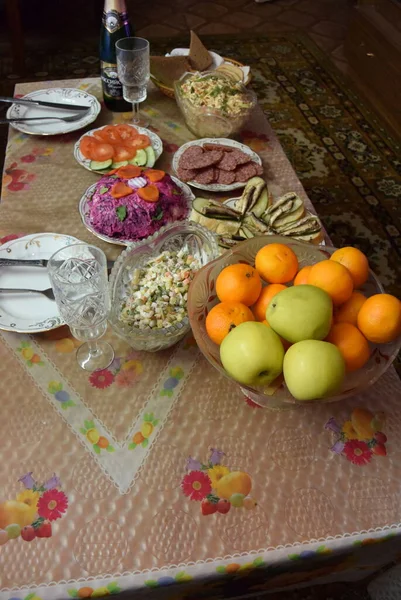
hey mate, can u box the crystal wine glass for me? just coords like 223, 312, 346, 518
116, 37, 150, 127
48, 244, 114, 372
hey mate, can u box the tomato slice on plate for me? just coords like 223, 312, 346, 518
97, 125, 123, 145
113, 145, 135, 161
80, 136, 100, 160
91, 142, 115, 162
124, 134, 150, 151
115, 124, 138, 140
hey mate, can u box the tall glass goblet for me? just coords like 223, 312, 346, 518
116, 37, 150, 127
48, 244, 114, 372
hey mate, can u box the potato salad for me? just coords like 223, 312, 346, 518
180, 74, 252, 117
120, 249, 201, 330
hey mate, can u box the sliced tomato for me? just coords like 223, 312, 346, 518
113, 145, 135, 161
116, 165, 142, 179
97, 125, 123, 145
90, 142, 115, 162
80, 136, 100, 160
124, 134, 150, 151
111, 182, 132, 199
115, 124, 138, 140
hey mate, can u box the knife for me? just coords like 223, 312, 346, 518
0, 258, 115, 271
0, 96, 90, 112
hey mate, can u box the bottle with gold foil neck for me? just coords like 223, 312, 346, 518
100, 0, 133, 112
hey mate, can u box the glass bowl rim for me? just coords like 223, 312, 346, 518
109, 220, 219, 338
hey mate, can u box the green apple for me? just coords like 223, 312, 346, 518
266, 284, 332, 343
220, 321, 284, 387
284, 340, 345, 401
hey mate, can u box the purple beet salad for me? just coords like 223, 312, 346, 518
87, 172, 190, 242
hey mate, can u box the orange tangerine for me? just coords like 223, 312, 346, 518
252, 284, 287, 321
330, 246, 369, 289
335, 291, 367, 326
255, 243, 298, 284
308, 260, 354, 306
357, 293, 401, 343
216, 263, 262, 306
326, 322, 370, 372
206, 301, 255, 345
294, 265, 312, 286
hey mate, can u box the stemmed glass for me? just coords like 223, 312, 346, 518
48, 244, 114, 372
116, 37, 150, 127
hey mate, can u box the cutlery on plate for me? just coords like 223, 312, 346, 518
0, 257, 115, 271
0, 113, 88, 125
0, 287, 55, 300
0, 96, 90, 111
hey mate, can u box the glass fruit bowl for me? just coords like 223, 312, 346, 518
109, 221, 219, 352
174, 72, 257, 139
188, 235, 401, 409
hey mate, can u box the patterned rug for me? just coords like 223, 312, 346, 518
0, 36, 399, 598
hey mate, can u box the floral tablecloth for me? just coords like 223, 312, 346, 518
0, 78, 401, 600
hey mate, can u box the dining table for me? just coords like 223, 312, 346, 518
0, 77, 401, 600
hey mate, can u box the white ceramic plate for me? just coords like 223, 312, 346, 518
172, 138, 262, 192
6, 88, 101, 136
0, 233, 82, 332
224, 198, 326, 246
74, 124, 163, 174
79, 176, 195, 246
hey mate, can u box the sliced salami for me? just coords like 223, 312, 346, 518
218, 153, 238, 171
254, 162, 264, 176
216, 169, 236, 185
193, 167, 216, 184
191, 150, 224, 169
231, 150, 252, 165
180, 146, 204, 162
203, 144, 233, 153
177, 167, 198, 182
235, 163, 258, 182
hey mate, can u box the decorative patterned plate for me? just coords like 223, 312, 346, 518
172, 138, 262, 192
74, 124, 163, 174
79, 177, 195, 246
6, 88, 101, 136
0, 233, 82, 333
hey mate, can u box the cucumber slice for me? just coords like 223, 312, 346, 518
111, 160, 129, 169
129, 149, 147, 166
145, 146, 156, 168
90, 159, 112, 171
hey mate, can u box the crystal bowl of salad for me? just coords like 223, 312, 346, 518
174, 72, 257, 139
108, 221, 219, 352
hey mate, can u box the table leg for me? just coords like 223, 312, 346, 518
5, 0, 25, 74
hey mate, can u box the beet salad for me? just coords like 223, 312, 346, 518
87, 166, 190, 242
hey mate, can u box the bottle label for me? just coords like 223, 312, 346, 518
101, 61, 124, 99
102, 9, 129, 34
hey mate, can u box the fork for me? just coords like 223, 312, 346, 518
0, 287, 55, 300
0, 112, 88, 124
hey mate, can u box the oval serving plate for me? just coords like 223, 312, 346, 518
172, 138, 262, 193
6, 88, 101, 136
74, 124, 163, 174
79, 177, 195, 247
0, 233, 82, 333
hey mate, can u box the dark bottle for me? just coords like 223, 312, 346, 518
100, 0, 133, 112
